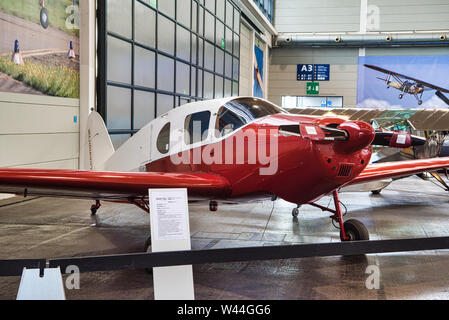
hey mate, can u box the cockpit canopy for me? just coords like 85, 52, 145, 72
215, 98, 287, 137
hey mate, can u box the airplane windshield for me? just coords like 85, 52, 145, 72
224, 98, 287, 121
215, 98, 287, 137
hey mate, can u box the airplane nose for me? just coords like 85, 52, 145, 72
335, 121, 375, 154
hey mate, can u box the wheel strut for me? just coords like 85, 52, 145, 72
331, 190, 349, 241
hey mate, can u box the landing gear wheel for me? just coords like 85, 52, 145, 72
144, 236, 153, 274
399, 94, 403, 99
209, 201, 218, 212
371, 189, 382, 195
40, 8, 49, 29
292, 207, 299, 217
342, 219, 369, 241
418, 100, 423, 105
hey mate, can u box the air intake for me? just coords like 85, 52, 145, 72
338, 164, 353, 177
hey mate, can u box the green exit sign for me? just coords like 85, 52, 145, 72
307, 82, 319, 95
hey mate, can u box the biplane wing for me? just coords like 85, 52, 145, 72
364, 64, 449, 93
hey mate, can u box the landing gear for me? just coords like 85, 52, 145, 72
398, 94, 404, 99
308, 190, 369, 241
292, 206, 300, 217
343, 219, 369, 241
209, 200, 218, 212
90, 200, 101, 226
418, 100, 423, 105
371, 189, 382, 195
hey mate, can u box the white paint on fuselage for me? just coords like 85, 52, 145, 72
103, 97, 271, 172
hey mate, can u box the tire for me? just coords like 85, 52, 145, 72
40, 8, 49, 29
292, 207, 299, 217
418, 100, 423, 105
342, 219, 369, 241
399, 94, 403, 99
371, 189, 381, 195
144, 236, 153, 274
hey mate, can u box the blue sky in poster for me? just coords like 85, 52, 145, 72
253, 45, 264, 98
357, 55, 449, 109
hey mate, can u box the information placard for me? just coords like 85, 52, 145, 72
149, 188, 194, 300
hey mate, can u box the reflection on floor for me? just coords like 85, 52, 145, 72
1, 176, 449, 299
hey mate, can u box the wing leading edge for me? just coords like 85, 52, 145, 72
0, 168, 231, 201
347, 157, 449, 186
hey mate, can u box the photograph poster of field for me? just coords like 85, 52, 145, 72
0, 0, 79, 98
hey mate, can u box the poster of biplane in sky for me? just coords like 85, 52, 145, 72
357, 55, 449, 109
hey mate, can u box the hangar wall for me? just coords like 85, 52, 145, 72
269, 0, 449, 108
0, 93, 79, 169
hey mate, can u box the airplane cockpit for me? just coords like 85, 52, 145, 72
152, 97, 287, 160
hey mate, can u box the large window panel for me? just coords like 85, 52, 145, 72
157, 54, 174, 92
197, 69, 203, 98
225, 0, 233, 27
134, 46, 155, 88
204, 41, 215, 71
158, 0, 175, 18
107, 0, 132, 38
216, 20, 224, 48
176, 61, 190, 95
176, 26, 190, 62
176, 0, 191, 28
204, 71, 214, 99
216, 0, 225, 21
224, 52, 232, 78
107, 86, 131, 130
225, 27, 232, 53
204, 11, 215, 43
205, 0, 215, 13
134, 90, 155, 129
107, 36, 132, 84
215, 75, 223, 99
233, 8, 239, 32
158, 15, 175, 55
191, 66, 197, 97
192, 1, 197, 33
215, 48, 224, 74
224, 79, 232, 97
135, 1, 156, 48
157, 94, 174, 116
99, 0, 240, 136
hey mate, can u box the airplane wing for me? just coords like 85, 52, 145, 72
347, 157, 449, 186
364, 64, 449, 93
0, 168, 231, 201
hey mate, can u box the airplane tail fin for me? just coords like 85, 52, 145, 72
83, 110, 115, 171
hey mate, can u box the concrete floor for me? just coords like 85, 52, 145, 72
1, 176, 449, 299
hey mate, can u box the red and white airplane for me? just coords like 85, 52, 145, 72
1, 97, 449, 248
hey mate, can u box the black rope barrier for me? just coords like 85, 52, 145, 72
1, 236, 449, 276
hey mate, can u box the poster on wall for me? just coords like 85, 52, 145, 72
357, 55, 449, 109
0, 0, 80, 98
253, 44, 264, 98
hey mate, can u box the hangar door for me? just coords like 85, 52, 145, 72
98, 0, 241, 148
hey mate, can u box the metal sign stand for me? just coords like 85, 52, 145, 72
16, 267, 65, 300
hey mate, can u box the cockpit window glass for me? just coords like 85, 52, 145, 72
184, 111, 211, 144
156, 122, 170, 154
215, 98, 287, 137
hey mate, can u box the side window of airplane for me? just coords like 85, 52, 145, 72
156, 122, 170, 154
184, 111, 211, 144
215, 106, 247, 138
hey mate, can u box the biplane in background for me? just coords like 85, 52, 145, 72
364, 64, 449, 106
